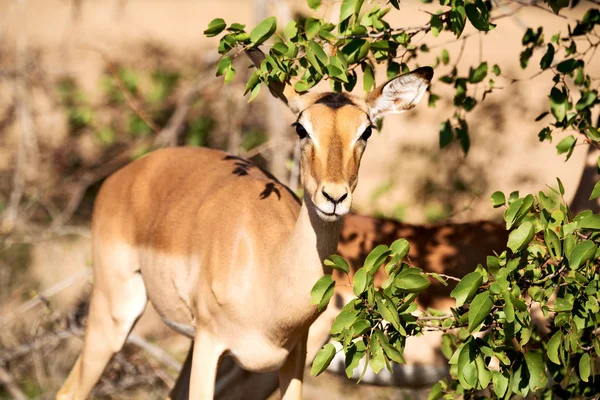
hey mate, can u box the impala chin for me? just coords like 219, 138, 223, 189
313, 202, 350, 222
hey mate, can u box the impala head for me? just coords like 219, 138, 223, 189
284, 67, 433, 222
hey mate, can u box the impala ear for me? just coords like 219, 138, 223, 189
366, 67, 433, 121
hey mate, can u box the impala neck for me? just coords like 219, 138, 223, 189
279, 193, 343, 277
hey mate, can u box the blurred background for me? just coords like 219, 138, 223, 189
0, 0, 598, 398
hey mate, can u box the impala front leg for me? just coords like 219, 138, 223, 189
278, 331, 308, 400
189, 330, 224, 400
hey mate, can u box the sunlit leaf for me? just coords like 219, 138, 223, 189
310, 343, 336, 376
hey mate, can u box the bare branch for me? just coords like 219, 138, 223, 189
0, 268, 92, 326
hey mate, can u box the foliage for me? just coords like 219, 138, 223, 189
206, 0, 600, 398
207, 0, 599, 157
312, 181, 600, 398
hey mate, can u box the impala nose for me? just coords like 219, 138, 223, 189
321, 187, 348, 205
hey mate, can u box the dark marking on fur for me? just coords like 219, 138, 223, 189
315, 92, 355, 109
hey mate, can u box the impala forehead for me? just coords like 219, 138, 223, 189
298, 103, 371, 146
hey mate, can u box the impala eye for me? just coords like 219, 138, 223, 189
361, 126, 373, 141
294, 123, 308, 139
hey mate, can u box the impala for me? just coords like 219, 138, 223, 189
56, 54, 433, 398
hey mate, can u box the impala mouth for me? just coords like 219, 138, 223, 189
314, 206, 346, 222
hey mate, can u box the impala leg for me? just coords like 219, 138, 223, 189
278, 331, 308, 400
188, 330, 224, 400
56, 271, 147, 400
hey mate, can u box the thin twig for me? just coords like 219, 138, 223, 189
0, 268, 92, 326
417, 314, 453, 321
431, 273, 461, 282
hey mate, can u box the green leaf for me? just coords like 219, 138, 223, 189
305, 18, 321, 40
576, 91, 598, 111
557, 177, 565, 195
465, 0, 495, 31
468, 291, 493, 332
340, 0, 357, 22
307, 0, 322, 10
476, 353, 492, 388
325, 254, 350, 274
503, 194, 534, 229
247, 82, 261, 102
554, 297, 573, 312
353, 268, 368, 296
373, 330, 405, 364
441, 49, 450, 65
502, 290, 515, 323
524, 351, 548, 391
331, 300, 360, 334
327, 64, 348, 82
204, 18, 227, 37
544, 228, 562, 259
458, 342, 478, 389
557, 59, 579, 74
491, 191, 506, 207
428, 382, 443, 400
369, 335, 385, 374
309, 41, 328, 65
284, 21, 298, 39
507, 221, 534, 253
451, 271, 483, 308
492, 64, 501, 76
364, 245, 391, 274
294, 81, 310, 93
228, 23, 245, 32
375, 292, 401, 332
590, 181, 600, 201
244, 70, 260, 94
344, 340, 366, 378
549, 87, 568, 122
578, 214, 600, 229
310, 343, 336, 376
390, 239, 410, 260
439, 120, 454, 148
579, 353, 591, 382
224, 67, 236, 84
351, 319, 371, 336
547, 331, 562, 365
567, 240, 596, 269
249, 16, 277, 47
492, 370, 509, 398
310, 274, 335, 311
540, 43, 555, 69
556, 135, 576, 158
216, 56, 232, 76
431, 14, 443, 37
394, 272, 430, 293
362, 63, 375, 92
305, 47, 324, 74
469, 62, 488, 83
386, 61, 401, 80
271, 42, 289, 55
449, 6, 466, 38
